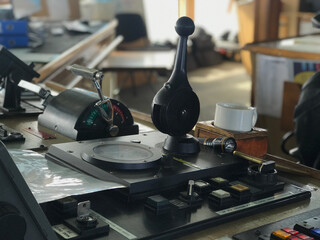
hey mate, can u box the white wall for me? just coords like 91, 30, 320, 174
143, 0, 239, 43
143, 0, 179, 43
194, 0, 238, 40
114, 0, 145, 16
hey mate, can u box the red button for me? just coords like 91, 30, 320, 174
287, 237, 300, 240
283, 227, 294, 232
282, 227, 299, 235
296, 233, 314, 239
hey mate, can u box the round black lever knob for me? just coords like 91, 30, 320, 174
175, 16, 195, 36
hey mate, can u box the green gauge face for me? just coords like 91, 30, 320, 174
86, 103, 109, 126
85, 102, 126, 127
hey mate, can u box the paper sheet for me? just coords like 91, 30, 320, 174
10, 149, 125, 204
256, 54, 290, 117
256, 54, 320, 118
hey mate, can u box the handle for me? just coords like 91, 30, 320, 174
168, 17, 195, 88
252, 107, 258, 128
69, 64, 100, 80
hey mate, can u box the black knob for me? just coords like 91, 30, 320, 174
76, 215, 98, 229
0, 202, 26, 240
247, 165, 277, 187
175, 16, 195, 36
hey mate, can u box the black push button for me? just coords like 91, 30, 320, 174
208, 177, 229, 189
294, 222, 314, 236
169, 198, 189, 210
51, 197, 78, 219
208, 189, 233, 210
194, 180, 211, 195
228, 183, 251, 203
145, 195, 171, 215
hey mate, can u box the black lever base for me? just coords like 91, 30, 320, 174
163, 134, 200, 154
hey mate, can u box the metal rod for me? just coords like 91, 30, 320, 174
233, 151, 263, 164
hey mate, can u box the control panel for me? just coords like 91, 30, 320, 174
233, 208, 320, 240
41, 172, 311, 239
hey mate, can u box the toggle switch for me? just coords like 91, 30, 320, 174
179, 180, 203, 208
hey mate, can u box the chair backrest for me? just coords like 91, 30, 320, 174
116, 13, 148, 43
294, 71, 320, 168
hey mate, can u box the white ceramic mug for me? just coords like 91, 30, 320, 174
214, 103, 257, 132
